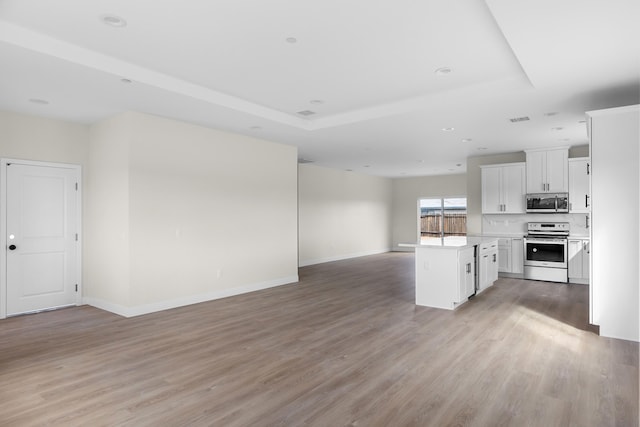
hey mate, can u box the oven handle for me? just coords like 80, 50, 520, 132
524, 238, 567, 244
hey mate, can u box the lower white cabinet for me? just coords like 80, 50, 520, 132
458, 247, 476, 304
414, 245, 477, 310
497, 238, 511, 272
568, 238, 590, 284
486, 236, 524, 276
511, 238, 524, 274
478, 241, 498, 292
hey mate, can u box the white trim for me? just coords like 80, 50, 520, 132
479, 162, 526, 169
0, 158, 82, 319
299, 248, 391, 267
524, 146, 570, 153
84, 275, 299, 318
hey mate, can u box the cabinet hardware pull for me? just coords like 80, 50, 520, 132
585, 194, 590, 208
587, 163, 590, 175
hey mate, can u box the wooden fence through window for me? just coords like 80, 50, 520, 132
420, 212, 467, 236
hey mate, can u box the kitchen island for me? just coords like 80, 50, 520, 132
399, 237, 499, 310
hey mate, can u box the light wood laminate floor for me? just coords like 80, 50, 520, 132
0, 252, 637, 426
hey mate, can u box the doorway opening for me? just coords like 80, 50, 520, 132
419, 197, 467, 244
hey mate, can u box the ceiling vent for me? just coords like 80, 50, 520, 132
509, 116, 530, 123
297, 110, 316, 116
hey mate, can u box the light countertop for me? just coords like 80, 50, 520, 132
399, 236, 498, 250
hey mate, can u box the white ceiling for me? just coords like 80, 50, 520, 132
0, 0, 638, 177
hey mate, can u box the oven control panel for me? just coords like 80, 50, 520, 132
527, 222, 570, 236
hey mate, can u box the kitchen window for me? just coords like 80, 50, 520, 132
419, 197, 467, 243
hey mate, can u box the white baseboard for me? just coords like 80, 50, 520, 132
298, 248, 391, 267
393, 246, 415, 253
83, 275, 299, 318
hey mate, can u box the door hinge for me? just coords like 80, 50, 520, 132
75, 284, 78, 292
75, 233, 78, 241
75, 182, 78, 191
587, 163, 590, 175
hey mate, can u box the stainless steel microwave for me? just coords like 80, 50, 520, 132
526, 193, 569, 213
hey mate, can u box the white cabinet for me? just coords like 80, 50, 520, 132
497, 238, 511, 273
485, 237, 523, 276
478, 240, 498, 292
525, 147, 568, 193
480, 163, 526, 214
414, 245, 476, 310
569, 158, 590, 213
568, 238, 590, 284
511, 237, 524, 274
458, 247, 475, 303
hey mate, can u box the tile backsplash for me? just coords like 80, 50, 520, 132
482, 213, 590, 237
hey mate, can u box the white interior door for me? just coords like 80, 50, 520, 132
4, 161, 80, 316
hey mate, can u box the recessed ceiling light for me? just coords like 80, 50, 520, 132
461, 138, 472, 143
101, 14, 127, 27
477, 147, 488, 151
544, 112, 559, 116
558, 138, 570, 142
285, 37, 297, 43
578, 120, 586, 123
249, 125, 262, 130
551, 126, 564, 131
417, 160, 424, 163
120, 78, 132, 84
435, 67, 452, 76
442, 127, 455, 132
346, 169, 353, 172
310, 100, 324, 105
456, 163, 462, 167
363, 165, 371, 168
297, 110, 315, 116
448, 168, 455, 171
28, 98, 49, 105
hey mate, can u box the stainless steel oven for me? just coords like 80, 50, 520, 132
523, 222, 569, 283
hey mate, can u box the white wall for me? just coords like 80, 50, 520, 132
0, 110, 89, 165
392, 174, 467, 249
298, 164, 392, 266
86, 112, 299, 316
588, 105, 639, 342
85, 114, 132, 308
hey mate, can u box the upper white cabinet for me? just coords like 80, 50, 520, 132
525, 147, 568, 193
480, 163, 526, 214
569, 157, 590, 213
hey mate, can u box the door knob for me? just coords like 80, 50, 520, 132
8, 244, 16, 250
